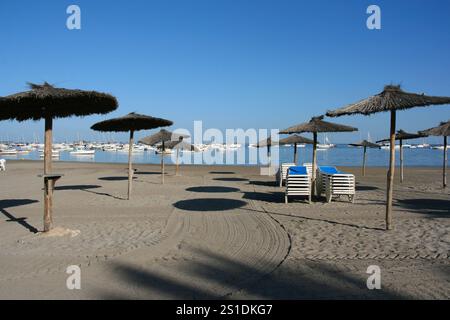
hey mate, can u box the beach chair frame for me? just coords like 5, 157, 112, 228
285, 167, 311, 203
278, 163, 296, 187
317, 167, 355, 203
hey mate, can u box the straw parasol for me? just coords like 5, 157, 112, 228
91, 112, 172, 199
0, 82, 118, 231
256, 136, 276, 172
348, 140, 380, 176
419, 120, 450, 188
279, 134, 314, 165
280, 116, 358, 195
376, 130, 426, 183
165, 140, 200, 176
327, 85, 450, 230
139, 129, 189, 183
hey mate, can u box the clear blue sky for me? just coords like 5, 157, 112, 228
1, 0, 449, 143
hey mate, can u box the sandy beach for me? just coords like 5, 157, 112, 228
0, 160, 448, 299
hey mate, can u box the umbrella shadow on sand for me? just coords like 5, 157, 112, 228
186, 186, 240, 193
242, 191, 286, 203
98, 246, 405, 299
173, 198, 247, 211
395, 198, 450, 218
98, 176, 138, 181
0, 199, 39, 233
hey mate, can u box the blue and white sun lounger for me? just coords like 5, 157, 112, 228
285, 166, 311, 203
317, 166, 355, 203
278, 163, 296, 187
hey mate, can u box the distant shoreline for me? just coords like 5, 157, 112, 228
3, 159, 445, 169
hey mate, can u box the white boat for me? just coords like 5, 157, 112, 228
0, 149, 18, 155
297, 144, 306, 148
155, 148, 173, 155
70, 147, 95, 155
39, 150, 60, 158
317, 134, 334, 149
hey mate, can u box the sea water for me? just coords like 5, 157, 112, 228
2, 145, 446, 167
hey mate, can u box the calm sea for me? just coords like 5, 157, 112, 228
2, 145, 447, 167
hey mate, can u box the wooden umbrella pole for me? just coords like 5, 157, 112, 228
312, 132, 318, 197
400, 139, 404, 183
127, 130, 134, 200
43, 116, 53, 232
44, 116, 53, 174
294, 143, 298, 164
176, 148, 180, 176
161, 141, 166, 184
362, 146, 367, 176
386, 110, 396, 230
444, 136, 448, 188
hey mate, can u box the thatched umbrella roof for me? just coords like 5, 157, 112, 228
326, 84, 450, 230
0, 82, 118, 232
376, 130, 426, 143
139, 129, 189, 184
349, 140, 380, 148
278, 135, 314, 171
256, 137, 275, 148
326, 85, 450, 117
91, 112, 172, 200
91, 112, 172, 132
165, 140, 200, 152
279, 134, 314, 145
280, 116, 358, 134
419, 120, 450, 136
419, 120, 450, 188
349, 140, 380, 177
139, 129, 188, 146
0, 82, 118, 121
165, 140, 200, 176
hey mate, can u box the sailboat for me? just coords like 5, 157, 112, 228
317, 134, 334, 150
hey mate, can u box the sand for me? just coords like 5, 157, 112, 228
0, 160, 448, 299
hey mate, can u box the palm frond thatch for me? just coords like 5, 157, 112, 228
91, 112, 172, 132
326, 85, 450, 117
349, 140, 380, 148
165, 140, 200, 151
0, 82, 118, 121
419, 120, 450, 137
279, 134, 314, 145
256, 137, 275, 148
280, 115, 357, 134
139, 129, 189, 146
376, 130, 426, 143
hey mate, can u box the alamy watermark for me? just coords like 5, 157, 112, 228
66, 265, 81, 290
366, 265, 381, 290
66, 5, 81, 30
165, 121, 280, 175
367, 5, 381, 30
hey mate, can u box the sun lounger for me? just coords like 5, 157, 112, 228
0, 159, 5, 171
285, 166, 311, 203
278, 163, 296, 186
317, 166, 355, 203
302, 163, 313, 177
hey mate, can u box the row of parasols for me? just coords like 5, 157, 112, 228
0, 83, 449, 232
